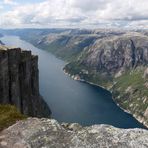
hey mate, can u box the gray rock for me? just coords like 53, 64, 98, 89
0, 46, 51, 117
80, 33, 148, 75
143, 68, 148, 79
0, 49, 9, 104
0, 118, 148, 148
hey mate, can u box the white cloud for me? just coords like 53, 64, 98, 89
71, 0, 111, 12
0, 0, 148, 28
3, 0, 17, 5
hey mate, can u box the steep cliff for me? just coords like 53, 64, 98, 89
0, 118, 148, 148
75, 32, 148, 75
64, 32, 148, 127
28, 29, 126, 61
0, 46, 51, 117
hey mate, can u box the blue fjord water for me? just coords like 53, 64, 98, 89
1, 35, 145, 128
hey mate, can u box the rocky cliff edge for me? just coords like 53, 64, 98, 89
0, 118, 148, 148
0, 45, 51, 117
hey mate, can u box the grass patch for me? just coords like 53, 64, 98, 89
0, 105, 26, 131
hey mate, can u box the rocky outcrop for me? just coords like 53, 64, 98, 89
0, 118, 148, 148
0, 46, 51, 117
78, 32, 148, 75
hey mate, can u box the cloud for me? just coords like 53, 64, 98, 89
3, 0, 17, 5
71, 0, 110, 11
0, 0, 148, 28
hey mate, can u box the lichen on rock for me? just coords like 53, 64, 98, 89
0, 118, 148, 148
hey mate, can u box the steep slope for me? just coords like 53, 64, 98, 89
0, 28, 126, 61
0, 46, 51, 118
25, 29, 126, 61
0, 118, 148, 148
64, 32, 148, 127
37, 34, 99, 61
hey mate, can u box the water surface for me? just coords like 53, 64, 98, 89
1, 35, 145, 128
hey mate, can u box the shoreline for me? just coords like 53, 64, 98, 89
63, 69, 148, 129
8, 36, 147, 129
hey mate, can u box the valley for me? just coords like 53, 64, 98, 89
0, 35, 146, 129
1, 28, 147, 127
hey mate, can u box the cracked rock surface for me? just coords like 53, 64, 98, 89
0, 118, 148, 148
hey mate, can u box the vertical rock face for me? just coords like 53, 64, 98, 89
0, 50, 9, 104
78, 34, 148, 75
8, 49, 21, 110
0, 46, 51, 117
20, 51, 32, 115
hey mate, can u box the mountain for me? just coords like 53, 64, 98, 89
0, 28, 126, 61
65, 32, 148, 127
0, 45, 51, 117
22, 29, 126, 61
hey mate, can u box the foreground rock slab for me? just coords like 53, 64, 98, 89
0, 118, 148, 148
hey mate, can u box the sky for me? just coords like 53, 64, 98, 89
0, 0, 148, 29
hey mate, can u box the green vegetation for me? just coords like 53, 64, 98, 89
0, 105, 26, 131
65, 62, 112, 88
19, 31, 96, 62
114, 68, 148, 96
112, 67, 148, 124
65, 62, 148, 125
